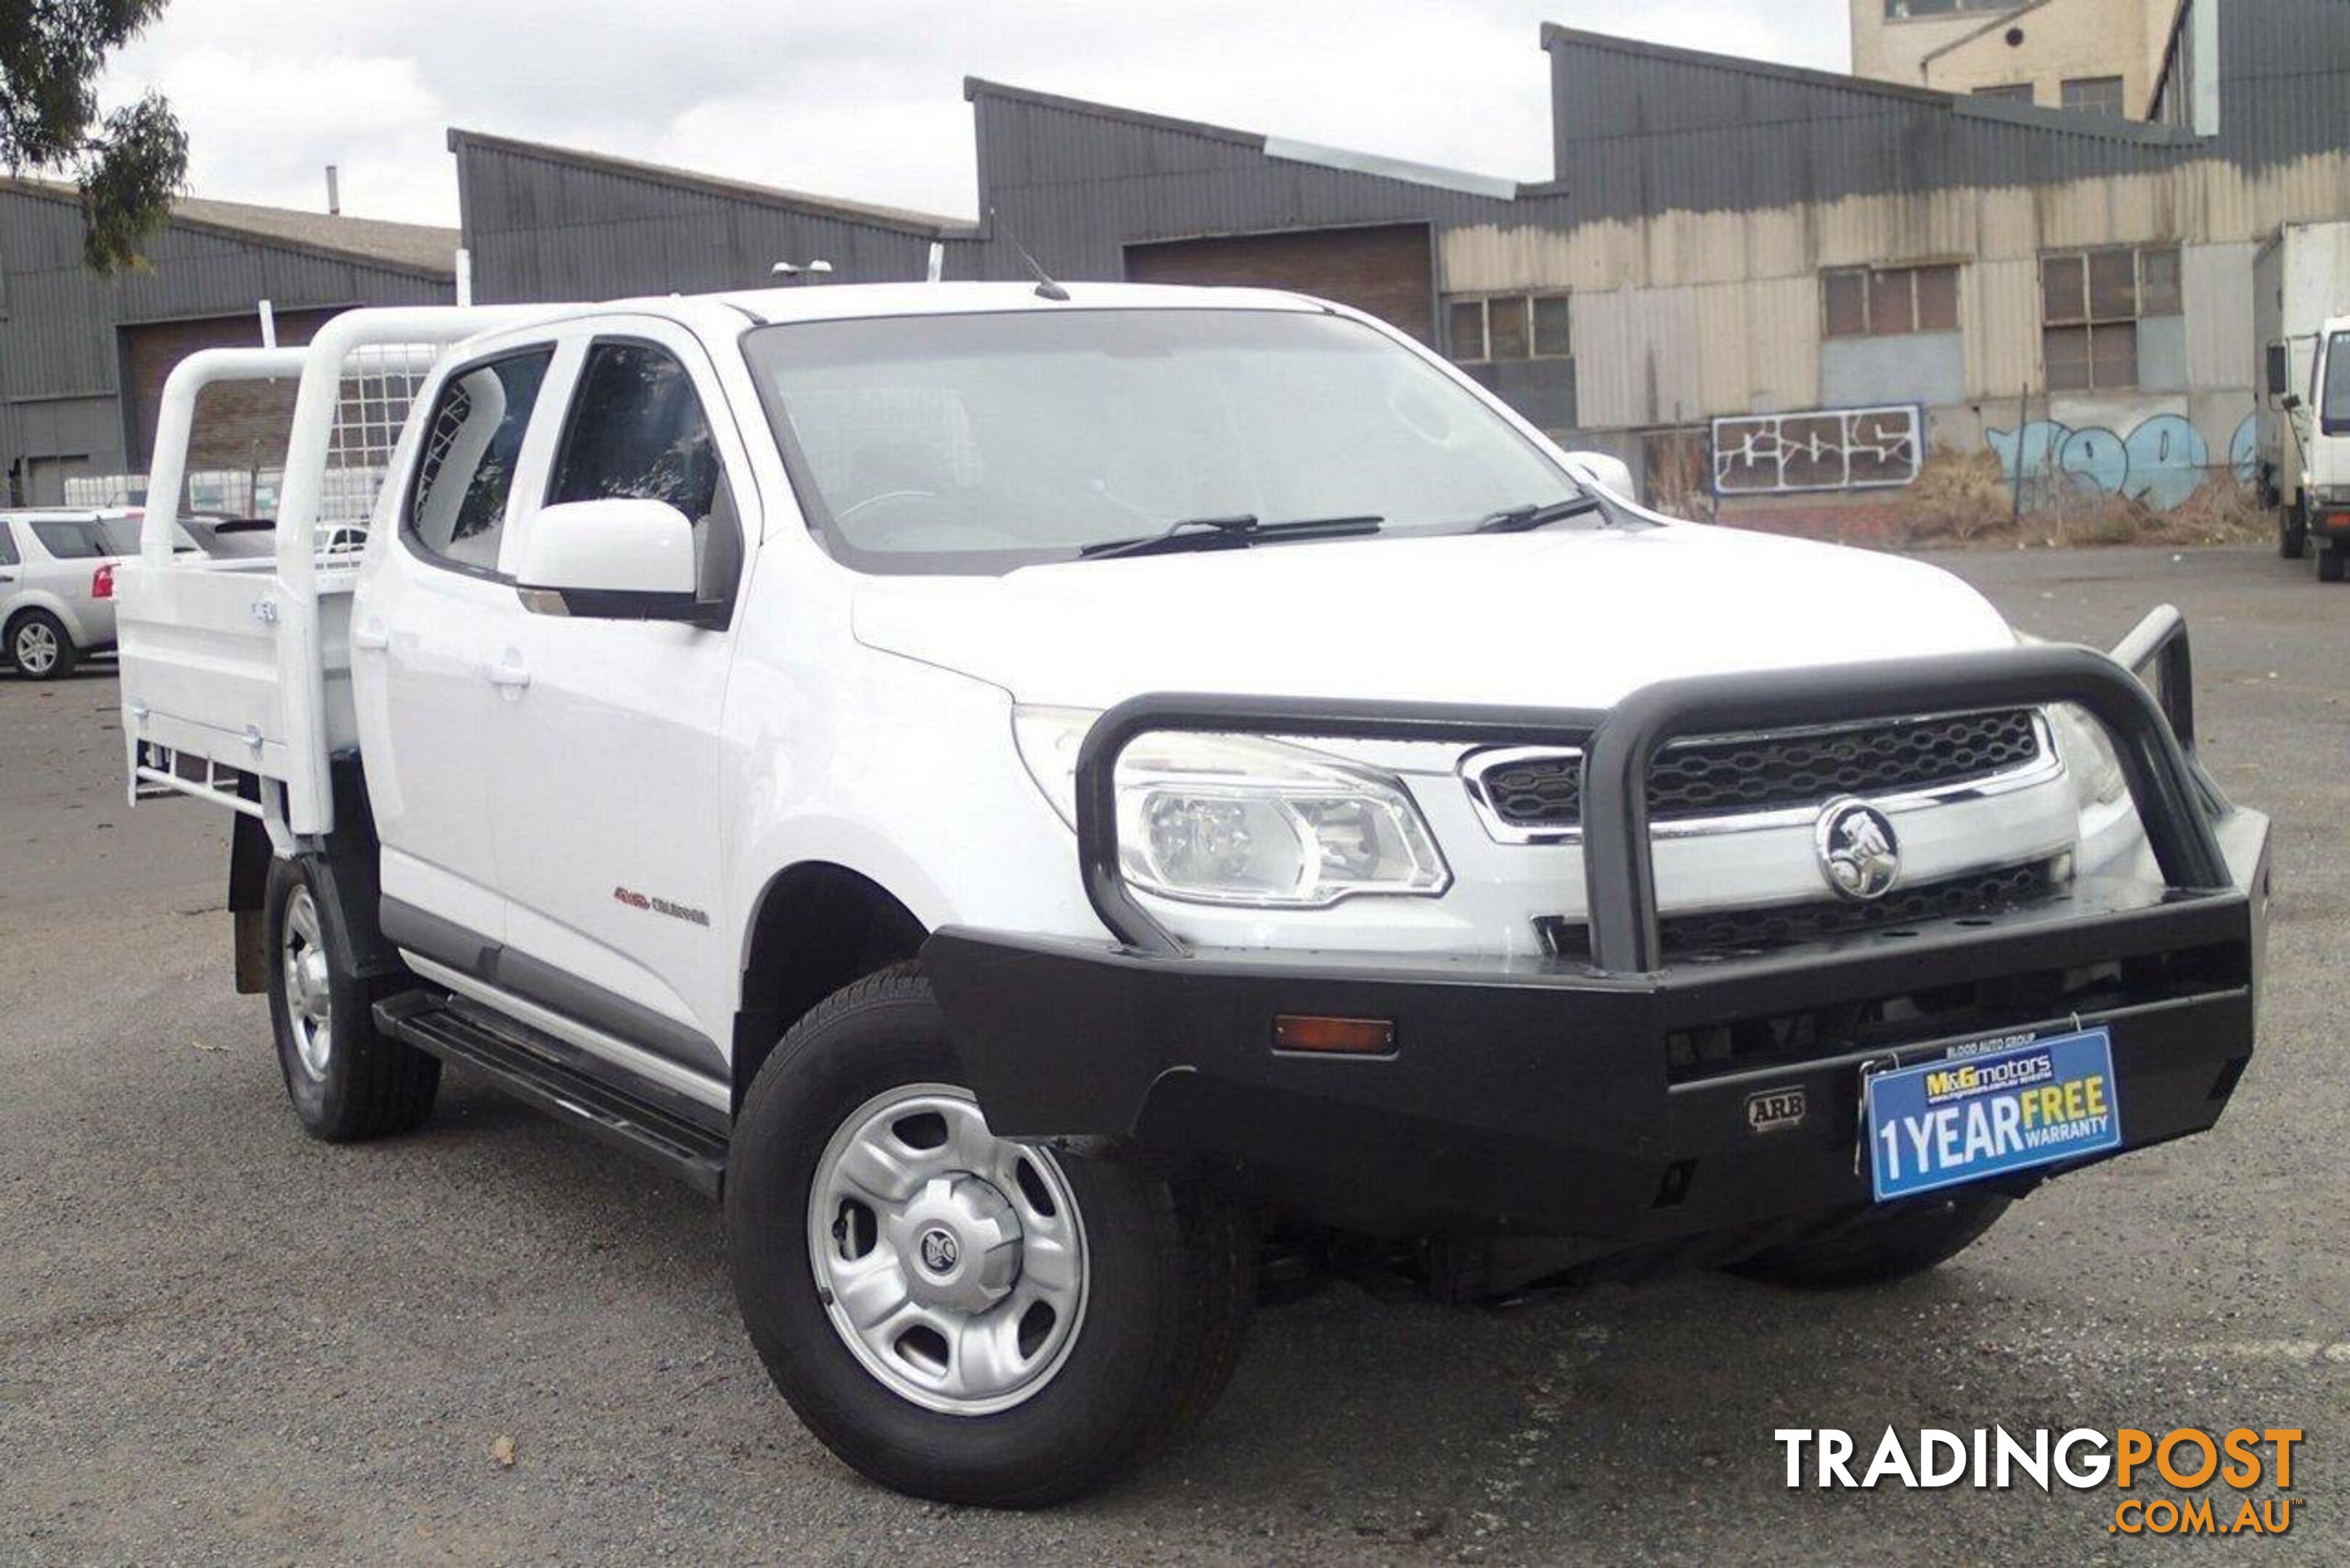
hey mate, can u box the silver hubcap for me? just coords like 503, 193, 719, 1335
15, 621, 57, 674
281, 887, 333, 1080
807, 1084, 1088, 1415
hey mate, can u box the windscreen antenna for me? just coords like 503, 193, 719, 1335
991, 208, 1070, 301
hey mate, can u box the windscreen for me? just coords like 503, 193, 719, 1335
743, 308, 1578, 573
2325, 330, 2350, 434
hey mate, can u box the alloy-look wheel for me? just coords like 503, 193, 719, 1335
263, 856, 440, 1140
728, 964, 1253, 1507
8, 611, 75, 680
281, 886, 338, 1082
808, 1084, 1088, 1416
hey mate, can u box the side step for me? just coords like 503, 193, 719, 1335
376, 989, 728, 1196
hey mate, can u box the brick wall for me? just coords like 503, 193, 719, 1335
118, 307, 347, 475
1122, 224, 1436, 344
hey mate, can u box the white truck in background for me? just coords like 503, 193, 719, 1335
2253, 220, 2350, 576
110, 287, 2267, 1507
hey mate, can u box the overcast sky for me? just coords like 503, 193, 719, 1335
99, 1, 1848, 229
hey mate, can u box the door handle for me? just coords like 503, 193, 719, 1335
486, 655, 531, 690
351, 621, 389, 651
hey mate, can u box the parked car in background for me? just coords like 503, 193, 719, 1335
1, 510, 203, 678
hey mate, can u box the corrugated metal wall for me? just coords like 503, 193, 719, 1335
0, 186, 448, 493
453, 134, 964, 301
1544, 0, 2350, 223
964, 83, 1522, 290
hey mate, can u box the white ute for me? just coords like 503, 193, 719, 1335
117, 284, 2268, 1506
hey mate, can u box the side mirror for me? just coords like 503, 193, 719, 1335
514, 498, 702, 621
1562, 450, 1639, 503
2283, 393, 2303, 412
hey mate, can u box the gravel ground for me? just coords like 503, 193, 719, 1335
1, 544, 2342, 1564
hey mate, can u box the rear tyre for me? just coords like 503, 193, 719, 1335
264, 856, 439, 1140
7, 609, 75, 680
727, 965, 1254, 1507
2322, 546, 2346, 584
2279, 502, 2309, 560
1725, 1191, 2010, 1289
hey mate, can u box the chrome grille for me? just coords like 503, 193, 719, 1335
1467, 709, 2047, 836
1538, 860, 2060, 962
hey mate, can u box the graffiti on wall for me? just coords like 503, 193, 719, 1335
1711, 405, 1922, 495
1986, 412, 2258, 511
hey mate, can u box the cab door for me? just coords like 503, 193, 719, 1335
484, 322, 754, 1080
351, 343, 560, 947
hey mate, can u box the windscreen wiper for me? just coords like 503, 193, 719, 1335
1077, 513, 1384, 560
1471, 483, 1652, 534
1470, 495, 1603, 534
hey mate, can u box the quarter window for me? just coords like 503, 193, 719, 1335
2040, 245, 2179, 392
548, 340, 743, 608
407, 350, 553, 573
1821, 263, 1959, 338
1445, 293, 1571, 364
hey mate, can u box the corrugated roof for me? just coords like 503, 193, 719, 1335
1541, 23, 2200, 147
965, 78, 1524, 200
444, 128, 976, 237
0, 175, 455, 277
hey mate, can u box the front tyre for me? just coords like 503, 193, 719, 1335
2280, 501, 2309, 560
264, 857, 439, 1140
1725, 1191, 2010, 1289
727, 965, 1253, 1506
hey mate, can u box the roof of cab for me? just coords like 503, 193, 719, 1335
704, 279, 1331, 325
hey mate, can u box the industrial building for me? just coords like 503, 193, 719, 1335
8, 0, 2337, 516
0, 180, 454, 505
446, 0, 2349, 515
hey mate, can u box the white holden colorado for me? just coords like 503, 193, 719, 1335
115, 282, 2267, 1506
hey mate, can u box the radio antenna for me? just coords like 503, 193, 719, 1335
990, 208, 1069, 301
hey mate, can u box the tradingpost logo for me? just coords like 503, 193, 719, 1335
1775, 1426, 2302, 1537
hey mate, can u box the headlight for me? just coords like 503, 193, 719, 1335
2011, 630, 2131, 814
1011, 706, 1451, 907
2047, 703, 2127, 811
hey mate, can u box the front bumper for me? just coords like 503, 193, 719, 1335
928, 810, 2264, 1241
926, 613, 2267, 1249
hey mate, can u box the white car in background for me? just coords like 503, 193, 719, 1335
1, 509, 203, 679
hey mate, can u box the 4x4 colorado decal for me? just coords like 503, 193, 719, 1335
613, 886, 711, 927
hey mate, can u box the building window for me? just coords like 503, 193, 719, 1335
1821, 263, 1959, 338
1446, 294, 1570, 364
2040, 245, 2180, 392
1971, 83, 2034, 103
2060, 75, 2126, 116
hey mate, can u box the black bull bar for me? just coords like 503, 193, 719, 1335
923, 606, 2263, 1241
1071, 606, 2227, 970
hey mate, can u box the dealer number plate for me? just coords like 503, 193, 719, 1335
1863, 1027, 2122, 1202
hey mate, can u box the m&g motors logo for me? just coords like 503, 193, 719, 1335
1776, 1426, 2302, 1538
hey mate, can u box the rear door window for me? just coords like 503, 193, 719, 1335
29, 520, 107, 559
0, 524, 17, 568
407, 349, 555, 573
